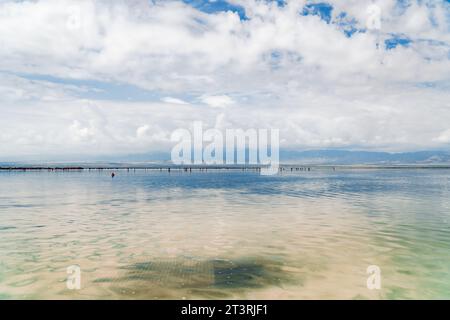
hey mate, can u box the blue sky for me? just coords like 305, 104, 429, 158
0, 0, 449, 159
182, 0, 249, 19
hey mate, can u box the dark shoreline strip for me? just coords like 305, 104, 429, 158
1, 165, 450, 171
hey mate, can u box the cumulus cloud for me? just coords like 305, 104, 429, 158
136, 125, 151, 139
200, 94, 235, 108
0, 0, 449, 159
434, 129, 450, 144
70, 120, 95, 142
161, 97, 189, 104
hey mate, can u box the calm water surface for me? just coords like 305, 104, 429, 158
0, 169, 450, 299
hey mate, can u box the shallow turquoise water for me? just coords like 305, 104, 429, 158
0, 169, 449, 299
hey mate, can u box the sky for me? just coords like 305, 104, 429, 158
0, 0, 449, 160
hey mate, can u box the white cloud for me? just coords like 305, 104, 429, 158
1, 0, 448, 88
161, 97, 189, 105
70, 120, 95, 142
434, 129, 450, 144
200, 95, 235, 108
0, 0, 449, 158
136, 125, 151, 139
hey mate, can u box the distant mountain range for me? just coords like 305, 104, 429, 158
280, 150, 450, 165
2, 150, 450, 166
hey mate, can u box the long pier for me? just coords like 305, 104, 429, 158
1, 165, 450, 172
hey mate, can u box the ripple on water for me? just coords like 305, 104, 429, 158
8, 277, 38, 288
0, 226, 16, 231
